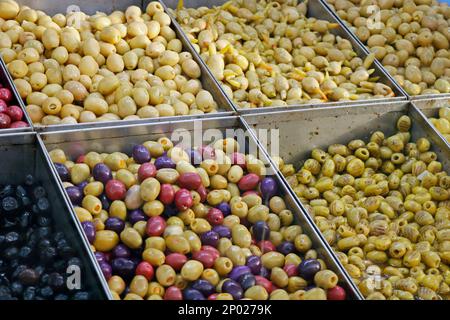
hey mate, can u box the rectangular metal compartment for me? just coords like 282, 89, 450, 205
413, 97, 450, 150
0, 58, 33, 134
3, 0, 235, 133
320, 0, 445, 100
0, 132, 110, 300
160, 0, 406, 115
243, 101, 450, 299
39, 116, 361, 299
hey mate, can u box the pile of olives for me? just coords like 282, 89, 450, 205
429, 106, 450, 142
280, 115, 450, 300
0, 175, 90, 300
326, 0, 450, 95
50, 137, 346, 300
172, 0, 395, 109
0, 0, 217, 126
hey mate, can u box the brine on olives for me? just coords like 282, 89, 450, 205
172, 0, 395, 109
282, 115, 450, 300
0, 175, 90, 300
0, 1, 218, 126
53, 137, 347, 300
326, 0, 450, 95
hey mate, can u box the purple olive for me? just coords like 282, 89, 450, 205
229, 266, 251, 282
216, 202, 231, 216
99, 194, 111, 211
200, 230, 219, 247
191, 279, 215, 296
111, 258, 136, 279
92, 163, 112, 184
112, 244, 131, 259
260, 177, 278, 200
188, 148, 202, 166
81, 221, 96, 244
260, 266, 270, 278
154, 156, 176, 169
183, 288, 205, 300
128, 209, 146, 224
298, 259, 321, 281
104, 217, 125, 233
54, 163, 70, 182
66, 186, 83, 205
277, 241, 295, 255
77, 181, 88, 191
132, 145, 151, 164
222, 279, 243, 300
252, 221, 270, 241
99, 261, 112, 280
246, 255, 262, 275
238, 273, 256, 290
95, 252, 106, 263
212, 225, 231, 239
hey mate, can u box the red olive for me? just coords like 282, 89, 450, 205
165, 253, 188, 271
327, 285, 346, 300
0, 99, 7, 113
105, 179, 127, 200
138, 163, 157, 182
10, 121, 28, 128
196, 185, 207, 202
200, 245, 220, 261
76, 154, 86, 164
192, 250, 215, 268
198, 145, 216, 160
178, 172, 202, 190
146, 216, 166, 237
255, 276, 273, 293
231, 152, 246, 169
159, 183, 175, 205
135, 261, 154, 281
7, 106, 23, 121
238, 173, 260, 191
0, 88, 12, 102
256, 240, 275, 253
164, 286, 183, 300
283, 264, 298, 277
208, 293, 218, 300
206, 208, 224, 225
174, 188, 193, 211
0, 113, 11, 129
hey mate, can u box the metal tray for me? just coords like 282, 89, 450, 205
242, 101, 450, 299
413, 97, 450, 150
0, 132, 110, 300
0, 58, 33, 134
1, 0, 235, 133
39, 116, 361, 300
320, 0, 445, 100
160, 0, 406, 115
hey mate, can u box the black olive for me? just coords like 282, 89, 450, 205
24, 175, 34, 186
34, 265, 45, 277
54, 293, 68, 300
36, 198, 50, 213
53, 232, 65, 242
0, 234, 5, 247
18, 211, 32, 229
0, 273, 10, 286
39, 286, 54, 298
1, 217, 17, 229
0, 185, 14, 199
38, 239, 52, 250
0, 285, 12, 299
39, 273, 49, 286
0, 260, 6, 273
32, 186, 46, 200
19, 196, 31, 208
15, 186, 27, 197
52, 260, 67, 273
35, 227, 51, 239
48, 273, 65, 291
40, 246, 57, 264
36, 216, 51, 227
22, 286, 36, 300
18, 246, 33, 261
72, 291, 89, 300
1, 196, 19, 213
3, 247, 18, 260
10, 282, 23, 296
12, 265, 27, 279
4, 231, 20, 246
